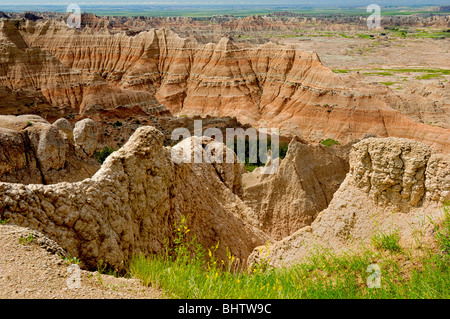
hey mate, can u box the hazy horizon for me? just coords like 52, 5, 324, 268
1, 0, 449, 6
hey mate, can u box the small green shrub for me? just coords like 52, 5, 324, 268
0, 218, 10, 225
19, 234, 35, 244
64, 255, 81, 265
279, 142, 289, 159
94, 146, 116, 164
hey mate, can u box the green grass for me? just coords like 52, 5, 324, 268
371, 230, 402, 253
0, 218, 10, 225
19, 234, 35, 244
244, 163, 259, 172
333, 69, 363, 74
432, 200, 450, 253
416, 74, 444, 80
96, 259, 125, 277
363, 72, 394, 76
320, 138, 339, 147
379, 81, 398, 86
374, 68, 450, 75
129, 203, 450, 299
356, 34, 373, 39
333, 70, 350, 74
384, 27, 450, 39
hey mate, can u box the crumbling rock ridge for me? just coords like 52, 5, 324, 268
0, 126, 268, 270
0, 115, 99, 184
249, 137, 450, 267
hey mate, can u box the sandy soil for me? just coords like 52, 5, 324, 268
0, 224, 164, 299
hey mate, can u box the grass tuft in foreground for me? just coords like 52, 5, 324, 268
371, 230, 402, 253
130, 206, 450, 299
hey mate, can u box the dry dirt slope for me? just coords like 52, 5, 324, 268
0, 224, 163, 299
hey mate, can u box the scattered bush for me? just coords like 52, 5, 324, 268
227, 137, 289, 172
94, 146, 116, 164
112, 121, 123, 128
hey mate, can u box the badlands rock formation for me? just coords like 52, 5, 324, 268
5, 11, 449, 33
73, 118, 98, 157
0, 115, 99, 184
243, 138, 352, 240
0, 18, 448, 152
249, 137, 449, 267
0, 126, 268, 270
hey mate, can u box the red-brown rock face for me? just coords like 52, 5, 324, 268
1, 19, 449, 153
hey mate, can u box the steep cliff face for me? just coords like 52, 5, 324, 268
0, 20, 164, 116
1, 19, 449, 153
248, 137, 450, 267
0, 126, 268, 270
